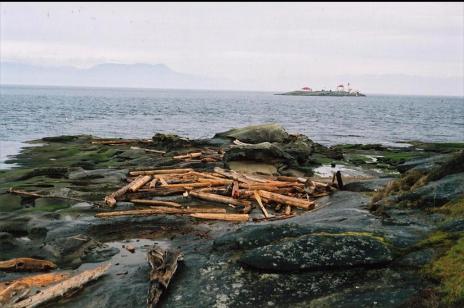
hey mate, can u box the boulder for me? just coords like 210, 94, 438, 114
214, 123, 289, 144
151, 133, 191, 150
224, 142, 296, 166
239, 233, 392, 272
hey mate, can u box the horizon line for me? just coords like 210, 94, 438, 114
1, 83, 463, 98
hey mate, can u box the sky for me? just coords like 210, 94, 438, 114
1, 2, 463, 95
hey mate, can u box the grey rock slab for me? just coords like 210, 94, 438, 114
239, 232, 393, 271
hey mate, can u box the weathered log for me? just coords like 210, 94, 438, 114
130, 146, 166, 154
173, 152, 202, 160
96, 206, 226, 218
253, 191, 270, 218
197, 178, 233, 185
284, 205, 292, 215
189, 171, 227, 180
131, 199, 182, 208
0, 273, 70, 306
148, 178, 158, 189
239, 182, 302, 190
13, 263, 111, 308
258, 190, 314, 209
188, 191, 251, 209
129, 168, 193, 176
91, 139, 151, 145
189, 213, 249, 222
104, 176, 143, 207
213, 167, 253, 184
161, 180, 230, 189
129, 175, 152, 192
147, 246, 181, 307
231, 180, 240, 198
0, 258, 57, 272
157, 176, 169, 186
131, 188, 186, 197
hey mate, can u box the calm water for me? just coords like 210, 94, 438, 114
1, 85, 463, 168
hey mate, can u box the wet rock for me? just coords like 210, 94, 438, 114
43, 234, 118, 268
0, 232, 20, 251
344, 178, 395, 192
214, 123, 289, 144
239, 233, 392, 272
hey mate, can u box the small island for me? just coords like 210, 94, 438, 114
277, 83, 366, 97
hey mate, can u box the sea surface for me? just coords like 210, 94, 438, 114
1, 85, 463, 168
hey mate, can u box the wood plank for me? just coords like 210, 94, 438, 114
13, 263, 111, 308
189, 213, 249, 222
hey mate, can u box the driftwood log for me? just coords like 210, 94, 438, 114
0, 258, 57, 272
131, 199, 183, 208
190, 213, 249, 222
96, 206, 226, 218
258, 190, 315, 209
0, 273, 70, 306
147, 246, 182, 307
13, 263, 111, 308
129, 175, 152, 192
129, 169, 194, 176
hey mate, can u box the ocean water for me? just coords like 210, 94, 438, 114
1, 85, 463, 168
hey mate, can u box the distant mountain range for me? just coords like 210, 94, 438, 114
0, 62, 230, 90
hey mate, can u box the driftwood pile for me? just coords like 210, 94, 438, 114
0, 257, 110, 307
1, 245, 181, 307
99, 167, 334, 222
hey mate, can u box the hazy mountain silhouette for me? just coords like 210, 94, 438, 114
0, 62, 231, 90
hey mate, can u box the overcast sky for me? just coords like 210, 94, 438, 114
1, 2, 463, 94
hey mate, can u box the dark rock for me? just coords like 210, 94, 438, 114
214, 123, 289, 144
17, 167, 70, 180
393, 248, 436, 268
239, 233, 392, 272
307, 269, 425, 308
438, 219, 464, 232
279, 134, 314, 164
151, 133, 191, 150
224, 142, 295, 166
397, 154, 451, 173
42, 135, 80, 143
344, 178, 395, 192
399, 172, 464, 207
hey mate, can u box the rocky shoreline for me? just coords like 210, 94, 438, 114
1, 124, 463, 307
